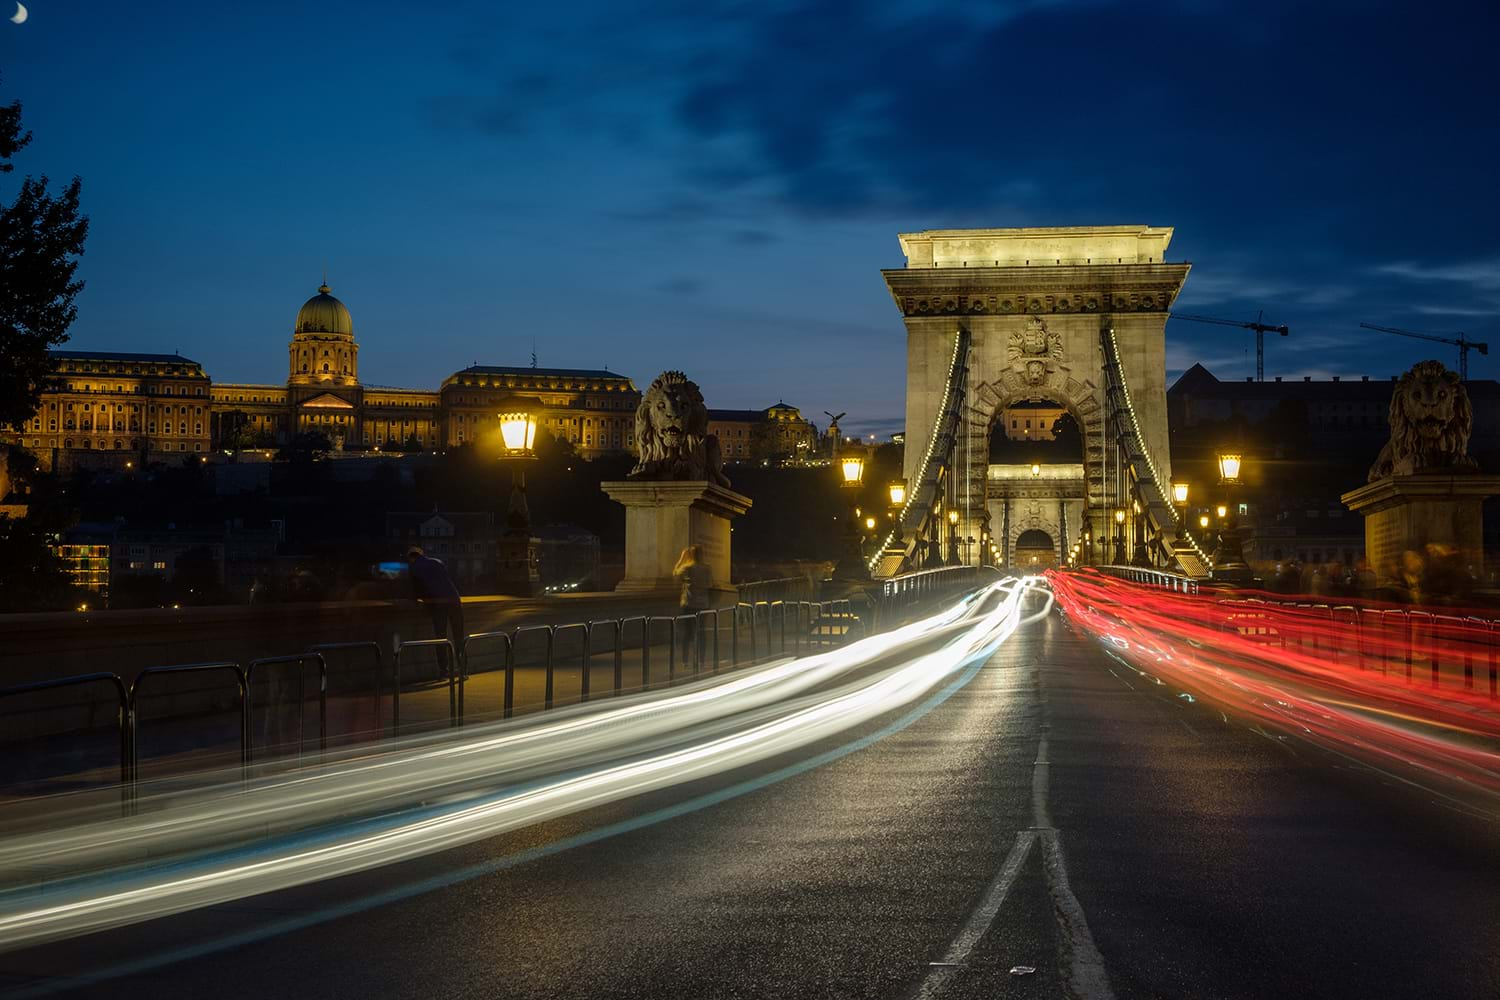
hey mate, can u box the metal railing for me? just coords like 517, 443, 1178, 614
0, 576, 1007, 808
1092, 565, 1201, 594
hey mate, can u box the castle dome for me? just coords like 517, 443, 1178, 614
295, 283, 353, 336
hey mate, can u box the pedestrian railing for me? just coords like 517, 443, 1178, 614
0, 574, 1005, 808
1094, 564, 1201, 594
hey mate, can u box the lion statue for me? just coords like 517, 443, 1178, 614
1367, 359, 1477, 481
629, 371, 731, 487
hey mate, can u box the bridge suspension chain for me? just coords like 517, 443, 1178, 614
1099, 326, 1212, 576
871, 327, 971, 577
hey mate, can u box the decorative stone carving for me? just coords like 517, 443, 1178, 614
1008, 316, 1063, 386
1367, 360, 1477, 482
628, 371, 731, 488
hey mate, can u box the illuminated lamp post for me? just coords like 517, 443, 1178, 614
835, 455, 870, 580
1113, 507, 1127, 565
495, 396, 541, 596
887, 478, 907, 549
947, 508, 961, 566
1211, 450, 1252, 584
1172, 481, 1189, 506
1131, 497, 1151, 568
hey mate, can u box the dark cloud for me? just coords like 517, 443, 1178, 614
656, 275, 706, 295
729, 228, 776, 246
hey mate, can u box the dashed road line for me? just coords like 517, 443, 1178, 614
911, 652, 1115, 1000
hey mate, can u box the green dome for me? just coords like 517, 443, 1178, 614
295, 283, 353, 336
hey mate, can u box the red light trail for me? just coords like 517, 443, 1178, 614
1046, 570, 1500, 803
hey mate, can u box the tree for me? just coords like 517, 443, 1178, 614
0, 513, 74, 611
0, 88, 89, 432
277, 430, 332, 463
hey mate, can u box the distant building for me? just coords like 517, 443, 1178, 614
55, 525, 112, 602
11, 350, 213, 467
707, 402, 819, 463
7, 282, 642, 468
385, 510, 498, 592
999, 401, 1068, 442
1167, 363, 1500, 448
535, 524, 601, 589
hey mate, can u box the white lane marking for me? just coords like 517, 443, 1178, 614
910, 618, 1116, 1000
1039, 833, 1115, 1000
909, 830, 1037, 1000
1036, 673, 1117, 1000
1032, 734, 1054, 830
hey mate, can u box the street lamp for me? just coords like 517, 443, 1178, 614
885, 478, 908, 549
947, 507, 960, 566
1217, 451, 1243, 485
495, 396, 540, 532
1212, 453, 1252, 583
1199, 513, 1210, 530
495, 395, 542, 595
1113, 507, 1127, 565
1030, 462, 1041, 478
1172, 481, 1189, 505
835, 455, 869, 580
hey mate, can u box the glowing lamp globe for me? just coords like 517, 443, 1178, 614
948, 509, 959, 526
1216, 504, 1228, 519
839, 455, 865, 488
1030, 462, 1041, 478
1217, 452, 1243, 484
1199, 514, 1210, 529
888, 479, 907, 507
1114, 508, 1126, 524
495, 395, 541, 459
864, 516, 877, 531
1172, 481, 1189, 505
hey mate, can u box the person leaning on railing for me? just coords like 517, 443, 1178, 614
406, 546, 465, 675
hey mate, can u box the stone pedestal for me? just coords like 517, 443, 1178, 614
495, 535, 540, 597
1342, 474, 1500, 584
601, 481, 752, 595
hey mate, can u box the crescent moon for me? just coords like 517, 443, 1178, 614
9, 3, 25, 24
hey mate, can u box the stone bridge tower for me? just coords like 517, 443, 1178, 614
883, 226, 1191, 567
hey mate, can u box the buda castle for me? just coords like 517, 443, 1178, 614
9, 283, 643, 468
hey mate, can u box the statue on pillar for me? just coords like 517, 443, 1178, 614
1344, 359, 1499, 596
606, 371, 750, 595
1367, 360, 1477, 480
628, 371, 731, 488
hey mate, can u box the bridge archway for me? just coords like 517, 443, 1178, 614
1014, 529, 1056, 569
882, 226, 1192, 572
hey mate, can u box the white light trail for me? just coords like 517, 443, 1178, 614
0, 578, 1050, 951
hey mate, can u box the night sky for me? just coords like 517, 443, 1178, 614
5, 1, 1497, 438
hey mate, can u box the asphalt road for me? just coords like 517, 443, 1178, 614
4, 594, 1499, 999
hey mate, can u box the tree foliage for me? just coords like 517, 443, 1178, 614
0, 88, 88, 431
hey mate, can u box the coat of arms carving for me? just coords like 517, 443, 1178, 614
1008, 315, 1063, 386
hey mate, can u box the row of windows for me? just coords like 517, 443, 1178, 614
46, 403, 202, 414
62, 383, 206, 395
23, 438, 204, 451
58, 363, 199, 377
451, 378, 632, 393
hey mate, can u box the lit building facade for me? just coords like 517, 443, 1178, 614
8, 283, 641, 466
11, 350, 213, 460
707, 403, 819, 463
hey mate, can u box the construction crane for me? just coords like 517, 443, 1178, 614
1359, 322, 1489, 380
1170, 312, 1289, 381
